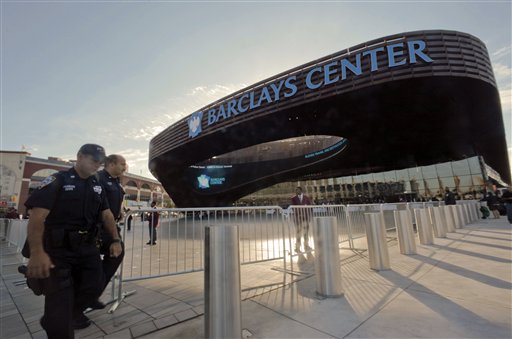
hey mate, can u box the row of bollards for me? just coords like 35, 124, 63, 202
203, 202, 482, 338
364, 202, 481, 271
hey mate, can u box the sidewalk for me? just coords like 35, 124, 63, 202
1, 218, 511, 338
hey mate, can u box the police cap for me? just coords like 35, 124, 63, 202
79, 144, 106, 163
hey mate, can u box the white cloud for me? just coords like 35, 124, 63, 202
123, 83, 246, 142
492, 46, 511, 60
86, 83, 247, 178
493, 62, 512, 86
500, 88, 512, 113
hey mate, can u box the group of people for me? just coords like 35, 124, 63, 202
3, 207, 20, 219
292, 185, 512, 253
481, 187, 512, 222
443, 186, 511, 221
21, 144, 159, 338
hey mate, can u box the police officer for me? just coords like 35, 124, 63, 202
90, 154, 127, 310
24, 144, 122, 339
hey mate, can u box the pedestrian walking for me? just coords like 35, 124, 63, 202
146, 201, 160, 245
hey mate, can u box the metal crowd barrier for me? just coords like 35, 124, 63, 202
118, 206, 287, 283
1, 218, 28, 252
110, 200, 484, 312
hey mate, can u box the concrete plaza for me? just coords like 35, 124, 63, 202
1, 217, 511, 338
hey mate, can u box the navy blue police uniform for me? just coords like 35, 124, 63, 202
25, 167, 109, 339
98, 169, 125, 290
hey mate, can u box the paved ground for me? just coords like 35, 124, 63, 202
1, 217, 510, 338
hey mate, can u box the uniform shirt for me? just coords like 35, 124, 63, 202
98, 169, 125, 220
25, 167, 110, 229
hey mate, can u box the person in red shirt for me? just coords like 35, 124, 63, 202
291, 187, 312, 252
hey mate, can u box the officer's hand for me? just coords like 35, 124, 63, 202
110, 242, 123, 258
27, 251, 54, 279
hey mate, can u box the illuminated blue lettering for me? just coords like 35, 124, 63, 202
217, 105, 227, 121
306, 67, 323, 89
362, 47, 383, 72
201, 39, 432, 130
257, 87, 272, 106
227, 99, 238, 116
341, 54, 362, 80
249, 91, 258, 109
270, 80, 285, 101
237, 93, 249, 113
408, 40, 433, 63
207, 108, 217, 125
283, 76, 297, 98
324, 61, 339, 85
387, 43, 407, 67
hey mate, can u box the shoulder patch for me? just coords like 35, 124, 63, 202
39, 175, 57, 189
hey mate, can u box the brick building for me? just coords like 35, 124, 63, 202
0, 150, 171, 216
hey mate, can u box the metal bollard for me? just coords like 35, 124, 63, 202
443, 205, 456, 232
414, 208, 434, 245
463, 204, 471, 224
429, 207, 447, 238
205, 225, 242, 339
474, 202, 481, 220
451, 205, 462, 229
313, 217, 343, 297
469, 203, 477, 222
364, 213, 390, 270
457, 205, 466, 226
471, 202, 479, 221
393, 210, 417, 255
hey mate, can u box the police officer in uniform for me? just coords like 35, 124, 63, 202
90, 154, 127, 309
24, 144, 122, 339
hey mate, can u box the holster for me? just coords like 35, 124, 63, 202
18, 265, 44, 296
18, 265, 72, 296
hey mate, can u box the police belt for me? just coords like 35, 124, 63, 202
45, 225, 98, 249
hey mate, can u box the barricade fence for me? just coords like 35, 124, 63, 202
119, 206, 288, 282
0, 200, 485, 312
116, 201, 452, 284
0, 218, 28, 253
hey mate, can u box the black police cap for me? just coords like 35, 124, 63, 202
79, 144, 106, 163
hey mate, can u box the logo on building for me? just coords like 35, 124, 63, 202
197, 174, 210, 189
188, 111, 203, 138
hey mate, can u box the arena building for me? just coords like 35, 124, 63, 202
149, 30, 510, 207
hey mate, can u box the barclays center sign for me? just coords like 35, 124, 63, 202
188, 39, 433, 138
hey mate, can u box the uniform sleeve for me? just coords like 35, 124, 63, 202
100, 190, 111, 212
24, 174, 61, 210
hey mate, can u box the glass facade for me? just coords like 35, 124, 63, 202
239, 156, 493, 207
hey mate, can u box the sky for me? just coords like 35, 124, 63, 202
1, 0, 511, 180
